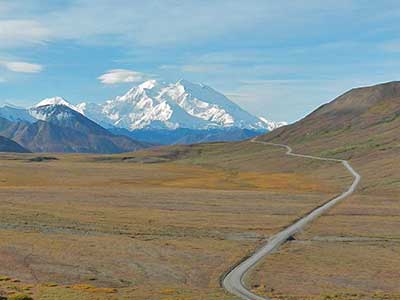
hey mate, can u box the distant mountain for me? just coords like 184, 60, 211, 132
30, 99, 112, 136
32, 96, 84, 115
110, 127, 264, 145
78, 79, 271, 130
258, 117, 288, 131
0, 105, 36, 123
0, 81, 287, 148
0, 98, 149, 153
0, 135, 30, 153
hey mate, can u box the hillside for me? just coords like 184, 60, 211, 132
260, 81, 400, 195
264, 81, 399, 154
242, 81, 400, 299
0, 135, 30, 153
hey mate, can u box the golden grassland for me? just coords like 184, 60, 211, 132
0, 141, 349, 300
1, 137, 398, 300
247, 132, 400, 299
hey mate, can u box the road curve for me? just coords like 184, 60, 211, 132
222, 139, 361, 300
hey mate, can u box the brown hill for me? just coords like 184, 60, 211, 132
261, 81, 400, 195
264, 81, 399, 148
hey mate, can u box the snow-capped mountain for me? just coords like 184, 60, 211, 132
258, 117, 288, 131
29, 96, 84, 121
0, 96, 150, 153
0, 97, 82, 124
0, 104, 36, 123
78, 79, 270, 130
0, 87, 287, 149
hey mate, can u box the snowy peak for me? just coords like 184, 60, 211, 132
138, 79, 158, 90
34, 96, 83, 114
258, 117, 288, 131
79, 79, 274, 131
35, 96, 71, 108
30, 96, 85, 122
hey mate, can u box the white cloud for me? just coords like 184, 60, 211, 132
98, 69, 146, 85
0, 1, 397, 50
0, 20, 50, 48
36, 1, 361, 47
43, 0, 270, 46
1, 61, 43, 73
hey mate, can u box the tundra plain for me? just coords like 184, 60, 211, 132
0, 141, 351, 300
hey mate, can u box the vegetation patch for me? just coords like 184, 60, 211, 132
28, 156, 58, 162
8, 294, 33, 300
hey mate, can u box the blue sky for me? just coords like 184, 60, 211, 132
0, 0, 400, 122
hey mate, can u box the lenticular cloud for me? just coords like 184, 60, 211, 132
98, 69, 146, 85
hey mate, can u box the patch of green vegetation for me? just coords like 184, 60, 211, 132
379, 111, 400, 124
320, 145, 359, 157
28, 156, 58, 163
43, 282, 58, 287
286, 125, 353, 146
0, 277, 10, 282
8, 294, 33, 300
319, 138, 387, 158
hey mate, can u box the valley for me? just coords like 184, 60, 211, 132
0, 141, 349, 300
1, 2, 399, 300
0, 81, 398, 300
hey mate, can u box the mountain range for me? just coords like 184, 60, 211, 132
0, 79, 286, 152
0, 102, 148, 153
77, 79, 276, 130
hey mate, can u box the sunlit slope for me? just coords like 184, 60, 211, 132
261, 81, 400, 194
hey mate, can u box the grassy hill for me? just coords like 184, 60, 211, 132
247, 81, 400, 299
261, 81, 400, 195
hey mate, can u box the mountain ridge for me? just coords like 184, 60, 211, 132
0, 135, 30, 153
264, 80, 400, 147
258, 80, 399, 196
0, 103, 149, 153
78, 79, 278, 131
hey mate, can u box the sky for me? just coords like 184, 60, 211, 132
0, 0, 400, 122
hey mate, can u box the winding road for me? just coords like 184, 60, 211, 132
222, 139, 361, 300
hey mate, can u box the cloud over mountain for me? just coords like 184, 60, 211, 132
98, 69, 147, 85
